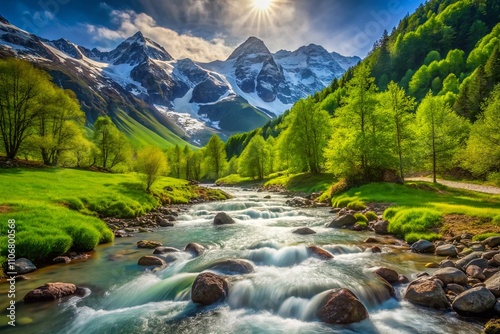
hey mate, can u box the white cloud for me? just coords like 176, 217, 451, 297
86, 10, 233, 62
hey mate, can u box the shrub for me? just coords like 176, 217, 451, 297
473, 233, 500, 241
64, 226, 101, 251
354, 213, 368, 223
332, 197, 353, 208
347, 201, 366, 211
387, 208, 442, 237
356, 221, 368, 228
405, 232, 442, 243
365, 211, 378, 221
383, 207, 401, 220
13, 232, 72, 263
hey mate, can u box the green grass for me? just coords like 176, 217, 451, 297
0, 167, 229, 265
264, 173, 335, 193
365, 211, 378, 221
473, 233, 500, 241
331, 182, 500, 242
216, 174, 255, 185
354, 213, 368, 223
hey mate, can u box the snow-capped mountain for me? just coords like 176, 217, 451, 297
0, 16, 359, 145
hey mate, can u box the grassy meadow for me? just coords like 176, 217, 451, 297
0, 167, 229, 266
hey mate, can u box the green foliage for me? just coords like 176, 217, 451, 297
204, 134, 228, 180
405, 232, 442, 243
347, 201, 367, 211
354, 213, 368, 223
473, 233, 500, 241
93, 116, 132, 171
387, 208, 442, 239
238, 134, 270, 180
136, 146, 168, 191
264, 173, 334, 193
365, 211, 378, 221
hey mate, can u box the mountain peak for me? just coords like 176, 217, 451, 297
227, 36, 271, 60
0, 15, 10, 25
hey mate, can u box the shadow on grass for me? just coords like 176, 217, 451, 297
0, 166, 60, 175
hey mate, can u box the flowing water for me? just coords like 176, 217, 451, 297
0, 188, 483, 333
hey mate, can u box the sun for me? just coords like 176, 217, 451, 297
252, 0, 274, 11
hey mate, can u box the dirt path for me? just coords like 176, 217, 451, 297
406, 177, 500, 195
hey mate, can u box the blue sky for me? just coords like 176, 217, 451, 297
1, 0, 424, 61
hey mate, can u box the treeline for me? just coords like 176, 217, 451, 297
218, 0, 500, 185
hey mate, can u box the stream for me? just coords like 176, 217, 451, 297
0, 187, 483, 333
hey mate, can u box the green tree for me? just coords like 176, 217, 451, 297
168, 144, 183, 179
463, 84, 500, 177
415, 93, 470, 183
183, 145, 193, 180
92, 116, 131, 170
204, 134, 227, 180
136, 146, 168, 192
277, 97, 331, 173
380, 82, 416, 182
326, 64, 384, 181
238, 134, 270, 180
0, 59, 48, 159
191, 149, 204, 181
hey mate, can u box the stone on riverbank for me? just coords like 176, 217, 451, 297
452, 287, 496, 316
316, 288, 369, 324
373, 220, 390, 235
410, 240, 435, 254
433, 267, 468, 286
404, 278, 449, 309
327, 214, 356, 228
485, 272, 500, 297
213, 212, 236, 225
14, 258, 37, 274
435, 244, 458, 257
191, 272, 228, 305
483, 237, 500, 248
24, 282, 82, 303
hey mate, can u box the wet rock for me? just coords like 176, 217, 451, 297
53, 256, 71, 264
327, 214, 356, 228
371, 246, 382, 253
213, 212, 236, 225
398, 275, 410, 284
13, 258, 36, 275
364, 237, 379, 243
446, 283, 466, 295
208, 259, 255, 275
316, 288, 369, 324
191, 272, 228, 305
433, 267, 468, 286
292, 227, 316, 235
410, 240, 435, 254
467, 265, 486, 281
466, 258, 489, 271
440, 260, 455, 268
485, 272, 500, 297
485, 268, 500, 280
484, 251, 500, 261
24, 283, 80, 303
374, 267, 399, 283
185, 243, 205, 256
158, 219, 175, 227
137, 240, 162, 249
483, 237, 500, 248
286, 197, 312, 208
153, 247, 180, 255
490, 254, 500, 267
495, 300, 500, 315
455, 252, 483, 270
471, 243, 486, 252
137, 256, 166, 267
373, 220, 390, 235
425, 262, 440, 268
404, 278, 449, 309
307, 246, 334, 260
435, 244, 458, 257
352, 223, 367, 231
452, 287, 496, 316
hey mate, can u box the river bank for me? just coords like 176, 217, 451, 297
0, 187, 492, 333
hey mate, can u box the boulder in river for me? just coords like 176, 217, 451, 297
137, 256, 166, 267
153, 247, 180, 255
327, 214, 356, 228
14, 258, 37, 274
373, 267, 399, 283
191, 272, 228, 305
435, 244, 458, 257
24, 282, 82, 303
316, 288, 369, 324
213, 212, 236, 225
207, 259, 255, 275
433, 267, 468, 286
373, 220, 390, 235
293, 227, 316, 235
185, 243, 205, 256
404, 278, 449, 309
452, 287, 496, 316
307, 246, 334, 260
410, 240, 435, 254
137, 240, 162, 249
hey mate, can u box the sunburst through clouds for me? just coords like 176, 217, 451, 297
244, 0, 285, 37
